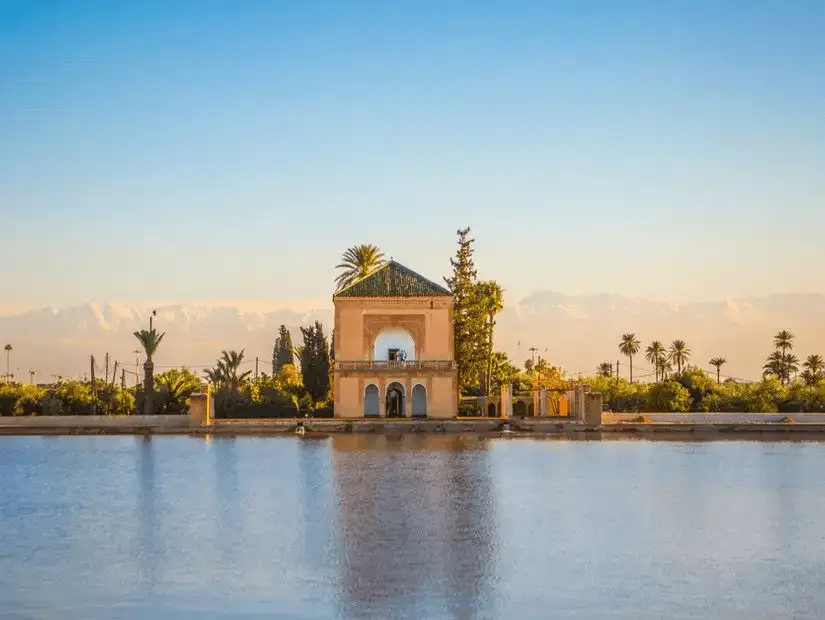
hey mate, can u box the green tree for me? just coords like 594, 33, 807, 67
784, 353, 800, 383
489, 352, 520, 393
154, 368, 203, 414
475, 280, 504, 397
668, 340, 690, 374
763, 351, 785, 381
203, 365, 225, 386
203, 351, 252, 394
801, 354, 824, 386
133, 327, 165, 415
444, 227, 487, 393
709, 357, 727, 384
645, 341, 666, 381
673, 366, 716, 411
774, 330, 794, 355
599, 362, 613, 378
299, 321, 330, 405
772, 330, 795, 384
657, 352, 673, 380
272, 325, 294, 373
618, 333, 641, 384
335, 244, 386, 291
646, 380, 691, 412
219, 350, 252, 394
328, 328, 335, 402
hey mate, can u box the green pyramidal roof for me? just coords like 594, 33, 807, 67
334, 260, 452, 298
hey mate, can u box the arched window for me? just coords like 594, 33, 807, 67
412, 384, 427, 418
364, 384, 379, 417
374, 328, 416, 361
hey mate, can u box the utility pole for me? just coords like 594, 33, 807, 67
121, 368, 127, 415
105, 353, 110, 383
616, 359, 620, 383
255, 357, 259, 380
134, 350, 140, 388
90, 355, 97, 416
111, 361, 118, 386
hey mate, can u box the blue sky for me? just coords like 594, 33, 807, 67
1, 0, 823, 308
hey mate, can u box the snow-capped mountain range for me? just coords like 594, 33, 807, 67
0, 293, 823, 383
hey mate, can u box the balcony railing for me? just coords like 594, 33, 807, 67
335, 360, 456, 371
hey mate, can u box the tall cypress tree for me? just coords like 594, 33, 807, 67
444, 227, 487, 394
272, 325, 294, 374
299, 321, 330, 405
328, 328, 335, 401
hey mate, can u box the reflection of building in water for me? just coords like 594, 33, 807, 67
330, 436, 497, 619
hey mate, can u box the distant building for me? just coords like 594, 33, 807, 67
332, 260, 458, 419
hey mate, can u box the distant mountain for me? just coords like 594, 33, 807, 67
496, 292, 825, 381
0, 293, 823, 382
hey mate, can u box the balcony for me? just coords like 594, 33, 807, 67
335, 360, 456, 372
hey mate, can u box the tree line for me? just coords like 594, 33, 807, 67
582, 329, 825, 413
613, 331, 824, 387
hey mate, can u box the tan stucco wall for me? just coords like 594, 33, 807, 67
334, 374, 456, 419
334, 297, 453, 361
337, 376, 362, 419
333, 296, 457, 418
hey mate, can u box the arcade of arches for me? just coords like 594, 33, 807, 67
364, 382, 428, 418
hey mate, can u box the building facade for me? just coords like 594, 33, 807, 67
333, 260, 458, 419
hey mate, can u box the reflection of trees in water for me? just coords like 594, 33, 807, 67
134, 436, 160, 589
298, 438, 333, 571
213, 437, 241, 570
331, 436, 497, 619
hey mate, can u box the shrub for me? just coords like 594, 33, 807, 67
457, 402, 481, 417
645, 381, 691, 413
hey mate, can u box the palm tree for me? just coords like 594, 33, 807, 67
709, 357, 727, 384
335, 244, 386, 290
218, 349, 252, 393
203, 366, 225, 386
155, 371, 203, 413
618, 333, 641, 383
4, 344, 11, 382
657, 353, 673, 380
475, 280, 504, 396
645, 341, 666, 381
763, 351, 785, 381
773, 329, 795, 384
668, 340, 690, 374
801, 354, 825, 386
774, 330, 794, 355
133, 328, 166, 415
784, 353, 800, 383
598, 362, 613, 378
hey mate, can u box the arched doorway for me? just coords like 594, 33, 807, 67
513, 400, 527, 417
411, 384, 427, 418
386, 382, 405, 418
487, 402, 498, 417
364, 384, 379, 417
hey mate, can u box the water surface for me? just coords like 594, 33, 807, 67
1, 435, 824, 619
